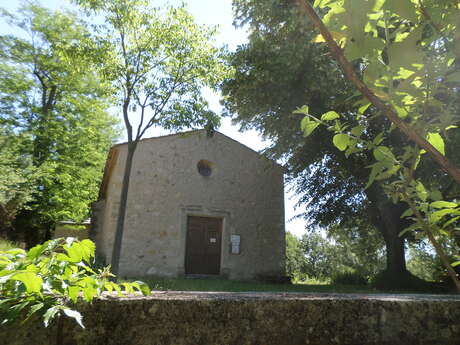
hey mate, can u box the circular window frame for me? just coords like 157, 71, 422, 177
197, 160, 213, 177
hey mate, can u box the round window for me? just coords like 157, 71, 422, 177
197, 160, 213, 177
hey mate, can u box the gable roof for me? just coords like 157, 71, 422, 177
112, 129, 262, 156
97, 129, 283, 200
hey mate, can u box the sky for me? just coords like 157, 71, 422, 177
0, 0, 308, 237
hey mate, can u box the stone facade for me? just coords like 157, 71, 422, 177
92, 130, 285, 280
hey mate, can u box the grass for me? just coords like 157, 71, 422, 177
0, 238, 19, 251
132, 275, 454, 294
139, 277, 377, 294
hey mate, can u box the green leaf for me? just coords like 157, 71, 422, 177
56, 253, 73, 262
107, 281, 123, 296
429, 209, 457, 223
416, 182, 428, 201
62, 308, 84, 329
79, 240, 95, 262
68, 286, 80, 303
10, 301, 30, 313
365, 162, 385, 189
400, 208, 413, 218
24, 302, 44, 322
394, 105, 408, 118
372, 133, 384, 145
27, 245, 44, 260
131, 281, 151, 295
5, 248, 26, 256
43, 306, 59, 327
333, 133, 350, 151
358, 102, 371, 114
293, 105, 309, 115
321, 111, 340, 121
373, 146, 395, 163
442, 216, 460, 228
387, 27, 423, 70
0, 274, 13, 284
313, 0, 334, 8
301, 117, 320, 137
11, 271, 43, 294
375, 165, 400, 180
351, 125, 364, 136
384, 0, 417, 21
427, 132, 445, 156
399, 223, 422, 237
104, 282, 114, 293
430, 188, 443, 201
122, 282, 134, 294
81, 277, 97, 302
64, 242, 83, 263
430, 201, 458, 209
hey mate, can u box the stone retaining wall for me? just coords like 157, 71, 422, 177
2, 292, 459, 345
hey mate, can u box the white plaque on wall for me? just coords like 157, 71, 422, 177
230, 235, 240, 244
230, 234, 241, 254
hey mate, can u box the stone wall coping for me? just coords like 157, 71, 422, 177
102, 290, 460, 302
4, 290, 460, 345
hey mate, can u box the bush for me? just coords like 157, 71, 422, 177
331, 271, 368, 286
0, 238, 150, 328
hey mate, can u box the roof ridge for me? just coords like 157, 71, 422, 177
112, 129, 204, 148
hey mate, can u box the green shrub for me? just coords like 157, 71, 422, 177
331, 271, 368, 286
0, 238, 150, 328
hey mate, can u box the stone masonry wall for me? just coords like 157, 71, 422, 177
96, 130, 285, 280
1, 292, 459, 345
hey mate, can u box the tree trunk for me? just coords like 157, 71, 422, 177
377, 205, 407, 274
111, 141, 137, 277
366, 185, 408, 274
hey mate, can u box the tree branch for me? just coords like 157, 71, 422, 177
401, 184, 460, 292
138, 59, 186, 138
134, 90, 149, 139
33, 70, 48, 111
297, 0, 460, 185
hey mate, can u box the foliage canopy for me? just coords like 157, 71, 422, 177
297, 0, 460, 290
0, 4, 119, 243
224, 0, 416, 280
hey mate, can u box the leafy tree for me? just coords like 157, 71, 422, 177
326, 220, 386, 280
224, 0, 414, 285
74, 0, 230, 276
408, 238, 460, 282
286, 227, 385, 283
297, 0, 460, 290
299, 229, 385, 282
0, 4, 118, 245
407, 242, 440, 282
298, 232, 335, 280
285, 232, 304, 280
0, 131, 38, 236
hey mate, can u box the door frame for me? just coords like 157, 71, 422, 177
184, 215, 223, 275
179, 207, 229, 276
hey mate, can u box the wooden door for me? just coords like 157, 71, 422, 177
185, 216, 222, 275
